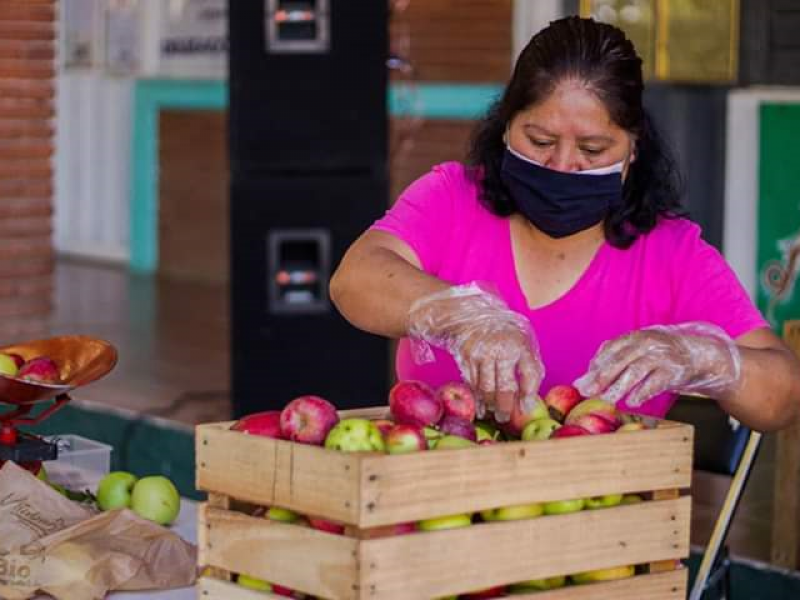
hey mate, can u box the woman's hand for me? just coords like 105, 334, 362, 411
407, 283, 544, 422
574, 322, 742, 407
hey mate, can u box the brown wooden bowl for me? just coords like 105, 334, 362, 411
0, 335, 118, 406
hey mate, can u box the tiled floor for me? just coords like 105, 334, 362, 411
35, 258, 795, 567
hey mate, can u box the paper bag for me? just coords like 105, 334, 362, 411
0, 461, 196, 600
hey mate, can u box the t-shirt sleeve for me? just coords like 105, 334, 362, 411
670, 221, 769, 339
369, 163, 457, 275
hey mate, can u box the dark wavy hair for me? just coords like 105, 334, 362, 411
467, 16, 684, 248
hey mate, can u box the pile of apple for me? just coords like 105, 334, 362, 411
95, 471, 181, 526
227, 380, 653, 597
0, 351, 61, 384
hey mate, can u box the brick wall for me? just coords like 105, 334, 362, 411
0, 0, 55, 336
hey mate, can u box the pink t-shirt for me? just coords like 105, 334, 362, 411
371, 162, 768, 418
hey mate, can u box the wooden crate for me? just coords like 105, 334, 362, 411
196, 408, 693, 600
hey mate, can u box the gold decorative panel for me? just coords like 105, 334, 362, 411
580, 0, 739, 83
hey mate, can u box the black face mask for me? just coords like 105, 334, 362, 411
500, 147, 625, 238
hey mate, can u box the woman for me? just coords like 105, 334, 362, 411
330, 17, 800, 431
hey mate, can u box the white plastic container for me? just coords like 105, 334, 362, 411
44, 434, 113, 489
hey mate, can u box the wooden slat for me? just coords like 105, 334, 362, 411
648, 489, 682, 573
196, 423, 363, 524
359, 498, 690, 599
198, 576, 285, 599
509, 569, 687, 600
200, 505, 360, 600
201, 494, 232, 582
357, 424, 693, 527
771, 320, 800, 568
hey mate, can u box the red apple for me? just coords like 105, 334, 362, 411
544, 384, 583, 422
392, 521, 418, 535
280, 395, 339, 445
570, 413, 619, 435
385, 424, 427, 454
565, 398, 620, 427
436, 381, 477, 422
372, 418, 395, 437
550, 424, 591, 438
438, 415, 477, 442
462, 585, 507, 599
231, 410, 284, 438
8, 353, 25, 369
17, 356, 60, 384
271, 583, 299, 597
389, 380, 443, 428
503, 395, 548, 438
308, 516, 345, 535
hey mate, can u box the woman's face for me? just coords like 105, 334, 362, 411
506, 79, 635, 175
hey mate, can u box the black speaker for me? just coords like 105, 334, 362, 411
228, 0, 390, 417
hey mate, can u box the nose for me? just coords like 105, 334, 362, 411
546, 146, 581, 173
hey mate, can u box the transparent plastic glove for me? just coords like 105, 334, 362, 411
407, 282, 544, 422
574, 322, 742, 407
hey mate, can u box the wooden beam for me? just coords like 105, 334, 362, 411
771, 320, 800, 568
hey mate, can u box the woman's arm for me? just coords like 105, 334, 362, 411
717, 328, 800, 432
329, 230, 449, 338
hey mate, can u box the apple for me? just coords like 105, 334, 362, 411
474, 420, 501, 443
438, 415, 477, 441
570, 564, 635, 584
385, 424, 427, 454
433, 435, 476, 450
435, 381, 477, 422
267, 506, 300, 523
417, 513, 472, 531
481, 503, 543, 521
585, 494, 623, 509
0, 353, 19, 377
392, 521, 418, 535
570, 413, 619, 435
8, 353, 24, 368
280, 395, 339, 445
17, 356, 60, 384
231, 410, 284, 438
521, 418, 562, 441
550, 424, 591, 438
504, 395, 548, 438
544, 384, 583, 422
324, 418, 385, 453
423, 426, 443, 448
565, 398, 620, 426
543, 498, 585, 515
461, 585, 507, 599
130, 475, 181, 526
389, 380, 443, 428
618, 421, 647, 432
308, 516, 345, 535
271, 583, 299, 597
510, 575, 566, 592
372, 418, 395, 437
96, 471, 138, 511
621, 494, 644, 505
237, 574, 271, 592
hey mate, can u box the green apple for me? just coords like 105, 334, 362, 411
521, 418, 562, 441
418, 513, 472, 531
324, 418, 386, 453
266, 506, 299, 523
433, 435, 476, 450
621, 494, 644, 505
543, 497, 585, 515
509, 575, 566, 592
36, 464, 48, 482
237, 573, 272, 592
130, 475, 180, 526
96, 471, 138, 511
423, 426, 443, 448
0, 353, 18, 377
482, 503, 544, 521
570, 564, 635, 584
585, 494, 623, 509
474, 420, 500, 443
